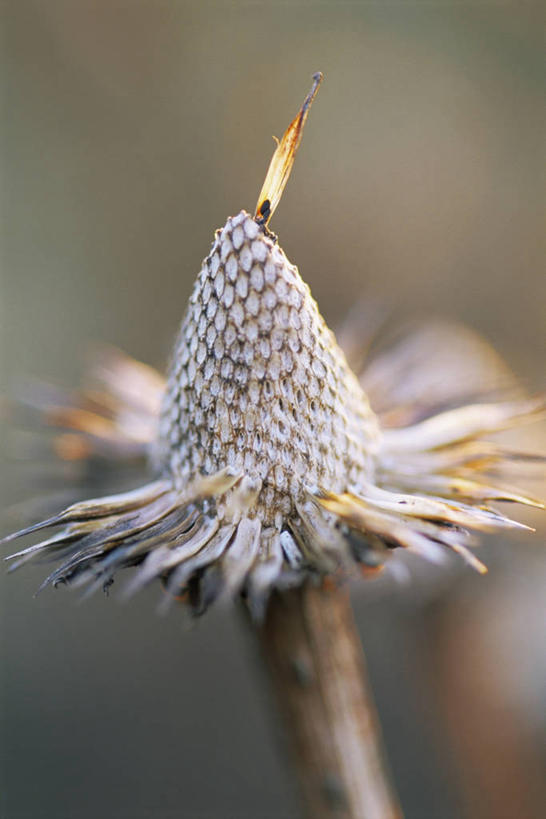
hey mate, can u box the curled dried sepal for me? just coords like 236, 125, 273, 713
255, 72, 323, 227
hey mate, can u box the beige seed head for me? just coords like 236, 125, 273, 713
159, 210, 380, 529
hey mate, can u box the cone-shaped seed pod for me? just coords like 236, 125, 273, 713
3, 73, 544, 619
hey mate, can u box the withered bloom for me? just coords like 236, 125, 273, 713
4, 73, 543, 617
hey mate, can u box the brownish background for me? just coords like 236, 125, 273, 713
1, 2, 545, 818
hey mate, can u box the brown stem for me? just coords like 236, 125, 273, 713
256, 582, 402, 819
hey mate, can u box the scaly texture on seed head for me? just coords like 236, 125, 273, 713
159, 210, 379, 528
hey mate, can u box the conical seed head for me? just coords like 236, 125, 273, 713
159, 210, 380, 527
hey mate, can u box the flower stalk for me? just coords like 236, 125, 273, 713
257, 583, 402, 819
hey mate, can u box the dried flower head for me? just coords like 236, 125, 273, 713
3, 74, 544, 617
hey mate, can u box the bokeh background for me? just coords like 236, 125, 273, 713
1, 2, 545, 817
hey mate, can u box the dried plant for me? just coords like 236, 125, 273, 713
3, 73, 543, 818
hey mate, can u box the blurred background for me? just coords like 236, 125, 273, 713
1, 2, 545, 817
